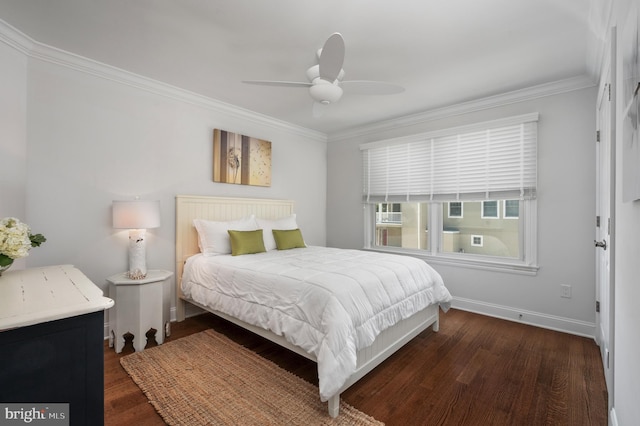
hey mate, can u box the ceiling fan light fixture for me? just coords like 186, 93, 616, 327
309, 81, 343, 104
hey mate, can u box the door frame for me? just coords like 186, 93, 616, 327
595, 26, 616, 413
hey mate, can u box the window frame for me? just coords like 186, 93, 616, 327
503, 200, 520, 219
361, 113, 539, 275
470, 234, 484, 247
481, 200, 500, 219
448, 201, 464, 218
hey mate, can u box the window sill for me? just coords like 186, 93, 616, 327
363, 247, 539, 276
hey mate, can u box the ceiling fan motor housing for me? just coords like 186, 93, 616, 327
306, 64, 345, 84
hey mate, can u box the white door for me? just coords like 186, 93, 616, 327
595, 35, 615, 402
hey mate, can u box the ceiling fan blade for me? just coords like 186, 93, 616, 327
242, 80, 312, 88
340, 80, 405, 95
319, 33, 345, 82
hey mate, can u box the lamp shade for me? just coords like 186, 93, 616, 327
112, 200, 161, 229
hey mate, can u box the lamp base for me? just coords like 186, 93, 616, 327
128, 229, 148, 279
127, 269, 147, 280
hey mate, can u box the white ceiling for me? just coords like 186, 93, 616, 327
0, 0, 607, 135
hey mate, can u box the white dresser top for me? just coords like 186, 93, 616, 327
0, 264, 114, 331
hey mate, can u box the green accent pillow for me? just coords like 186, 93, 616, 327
272, 228, 306, 250
227, 229, 266, 256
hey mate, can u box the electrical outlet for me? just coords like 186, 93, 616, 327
561, 284, 572, 298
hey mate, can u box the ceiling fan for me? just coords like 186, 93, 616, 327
242, 33, 404, 116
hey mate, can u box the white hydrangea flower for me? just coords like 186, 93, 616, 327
0, 217, 34, 260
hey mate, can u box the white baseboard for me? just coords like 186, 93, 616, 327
610, 407, 618, 426
451, 296, 596, 338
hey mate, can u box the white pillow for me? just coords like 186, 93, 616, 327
257, 214, 298, 251
193, 215, 258, 255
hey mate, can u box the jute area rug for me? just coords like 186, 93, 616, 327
120, 329, 384, 426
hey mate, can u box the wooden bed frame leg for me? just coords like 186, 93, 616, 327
432, 318, 440, 332
176, 298, 186, 322
328, 394, 340, 418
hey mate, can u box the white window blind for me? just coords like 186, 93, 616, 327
361, 113, 538, 202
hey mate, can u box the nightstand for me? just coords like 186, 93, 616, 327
107, 269, 173, 353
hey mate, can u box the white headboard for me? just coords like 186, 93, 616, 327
175, 195, 295, 320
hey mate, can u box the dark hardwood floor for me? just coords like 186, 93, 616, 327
104, 308, 608, 425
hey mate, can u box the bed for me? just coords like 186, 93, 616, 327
175, 195, 452, 417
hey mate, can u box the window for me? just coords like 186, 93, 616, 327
372, 199, 526, 260
481, 201, 499, 219
448, 202, 463, 218
504, 200, 519, 218
375, 203, 430, 250
441, 200, 521, 257
361, 114, 538, 274
471, 235, 484, 247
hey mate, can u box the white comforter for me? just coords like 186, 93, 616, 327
181, 246, 451, 401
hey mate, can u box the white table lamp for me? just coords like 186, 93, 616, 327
112, 200, 160, 279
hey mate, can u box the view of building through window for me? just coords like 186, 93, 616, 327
375, 201, 521, 259
375, 203, 429, 250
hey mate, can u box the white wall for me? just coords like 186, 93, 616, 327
612, 0, 640, 423
1, 36, 327, 310
327, 86, 598, 335
0, 40, 27, 216
0, 38, 28, 269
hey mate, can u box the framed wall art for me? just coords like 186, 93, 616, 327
622, 7, 640, 201
212, 129, 271, 187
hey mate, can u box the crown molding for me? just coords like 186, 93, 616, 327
329, 75, 597, 143
0, 19, 34, 55
0, 19, 327, 143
